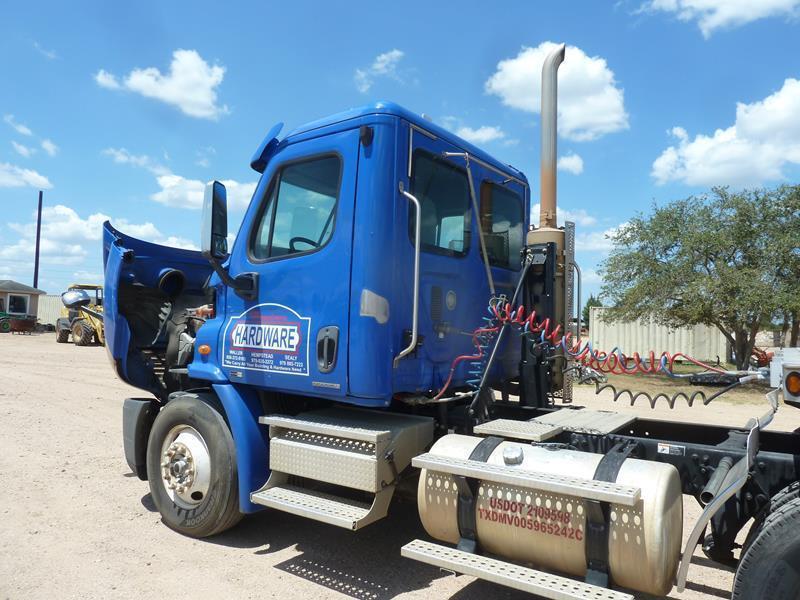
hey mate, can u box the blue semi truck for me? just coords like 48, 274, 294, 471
65, 46, 800, 599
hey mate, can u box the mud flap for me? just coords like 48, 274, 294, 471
123, 398, 159, 480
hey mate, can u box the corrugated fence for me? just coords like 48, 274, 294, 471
589, 307, 729, 362
37, 295, 63, 326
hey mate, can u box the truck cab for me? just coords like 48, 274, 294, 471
103, 102, 529, 408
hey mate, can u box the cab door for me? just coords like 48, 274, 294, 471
220, 128, 358, 398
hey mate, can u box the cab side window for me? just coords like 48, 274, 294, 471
252, 155, 341, 260
410, 150, 471, 256
479, 181, 524, 270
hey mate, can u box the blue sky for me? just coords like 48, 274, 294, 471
1, 1, 799, 299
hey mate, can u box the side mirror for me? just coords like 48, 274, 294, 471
62, 289, 91, 309
201, 181, 228, 260
198, 180, 257, 299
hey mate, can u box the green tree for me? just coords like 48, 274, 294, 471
582, 294, 602, 328
773, 185, 800, 347
600, 186, 798, 369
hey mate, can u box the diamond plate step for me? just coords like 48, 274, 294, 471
251, 483, 392, 530
269, 438, 382, 492
260, 414, 392, 444
261, 408, 434, 493
473, 418, 563, 442
412, 453, 641, 506
401, 540, 633, 600
533, 408, 636, 435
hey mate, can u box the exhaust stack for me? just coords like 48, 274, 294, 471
526, 44, 569, 398
539, 43, 565, 229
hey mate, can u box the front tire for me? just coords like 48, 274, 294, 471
56, 328, 70, 343
732, 496, 800, 599
71, 320, 93, 346
146, 393, 242, 538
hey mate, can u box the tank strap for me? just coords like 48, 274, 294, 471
585, 441, 637, 588
454, 435, 504, 553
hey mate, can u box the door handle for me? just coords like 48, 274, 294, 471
316, 326, 339, 374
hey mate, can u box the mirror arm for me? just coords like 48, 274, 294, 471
207, 255, 239, 289
206, 256, 258, 301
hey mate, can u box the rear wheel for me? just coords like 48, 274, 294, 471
742, 481, 800, 554
146, 393, 242, 538
56, 328, 70, 343
71, 320, 93, 346
0, 319, 9, 333
732, 497, 800, 599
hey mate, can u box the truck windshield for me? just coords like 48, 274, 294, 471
252, 155, 341, 259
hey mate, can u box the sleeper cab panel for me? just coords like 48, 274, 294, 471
348, 117, 399, 402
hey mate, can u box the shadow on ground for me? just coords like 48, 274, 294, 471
141, 490, 531, 599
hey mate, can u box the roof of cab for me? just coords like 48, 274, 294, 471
284, 101, 528, 184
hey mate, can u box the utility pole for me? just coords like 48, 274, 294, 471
33, 190, 43, 289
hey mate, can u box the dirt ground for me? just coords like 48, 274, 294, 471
2, 334, 798, 600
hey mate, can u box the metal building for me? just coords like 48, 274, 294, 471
589, 306, 729, 362
36, 294, 63, 326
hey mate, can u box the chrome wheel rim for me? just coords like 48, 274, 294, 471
160, 425, 211, 509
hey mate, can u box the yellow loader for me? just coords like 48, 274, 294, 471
56, 283, 105, 345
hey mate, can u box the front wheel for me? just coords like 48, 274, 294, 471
71, 319, 93, 346
146, 393, 242, 538
732, 496, 800, 599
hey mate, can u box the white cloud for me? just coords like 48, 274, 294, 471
531, 203, 598, 227
95, 50, 229, 120
557, 152, 584, 175
575, 223, 628, 253
652, 78, 800, 187
0, 204, 198, 269
3, 205, 108, 267
195, 146, 216, 168
159, 236, 198, 250
72, 270, 102, 281
40, 139, 58, 156
151, 174, 206, 209
151, 174, 255, 210
102, 147, 167, 174
354, 49, 404, 93
102, 147, 255, 210
455, 125, 506, 144
3, 114, 33, 136
11, 141, 36, 158
440, 116, 507, 145
95, 69, 121, 90
643, 0, 800, 37
223, 180, 258, 210
0, 163, 52, 189
485, 42, 629, 142
581, 268, 603, 285
33, 41, 58, 60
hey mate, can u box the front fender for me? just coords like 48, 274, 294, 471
212, 383, 268, 513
